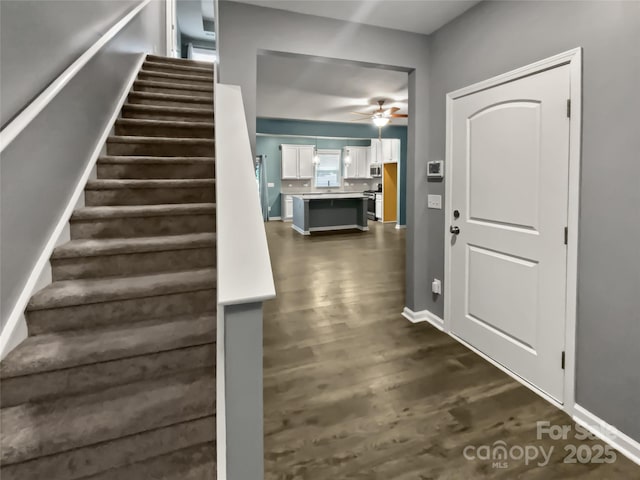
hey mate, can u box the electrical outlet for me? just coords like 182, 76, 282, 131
432, 278, 442, 295
267, 182, 275, 188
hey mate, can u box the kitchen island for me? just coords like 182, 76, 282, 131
291, 193, 368, 235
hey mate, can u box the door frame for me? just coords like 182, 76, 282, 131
165, 0, 178, 57
443, 48, 582, 415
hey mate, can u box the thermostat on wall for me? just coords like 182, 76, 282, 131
427, 160, 444, 178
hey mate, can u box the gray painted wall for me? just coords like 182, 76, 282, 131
217, 0, 432, 317
427, 0, 640, 440
0, 0, 165, 326
0, 0, 141, 127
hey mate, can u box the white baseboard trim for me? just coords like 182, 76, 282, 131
291, 224, 309, 235
395, 224, 406, 229
573, 404, 640, 466
268, 216, 281, 221
0, 53, 146, 360
401, 307, 444, 331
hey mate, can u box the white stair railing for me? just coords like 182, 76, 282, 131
214, 82, 276, 480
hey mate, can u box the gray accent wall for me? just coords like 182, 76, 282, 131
0, 0, 165, 327
426, 1, 640, 440
218, 0, 432, 317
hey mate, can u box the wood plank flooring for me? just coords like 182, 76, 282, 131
263, 221, 639, 479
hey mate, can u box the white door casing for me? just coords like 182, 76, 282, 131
444, 49, 582, 410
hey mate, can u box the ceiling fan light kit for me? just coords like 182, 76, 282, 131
351, 99, 409, 127
373, 115, 390, 127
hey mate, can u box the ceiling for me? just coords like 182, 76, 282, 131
177, 0, 215, 43
257, 54, 408, 125
228, 0, 480, 35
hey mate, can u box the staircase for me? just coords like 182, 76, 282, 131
0, 55, 217, 479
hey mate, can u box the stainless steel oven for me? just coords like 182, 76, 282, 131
363, 191, 376, 220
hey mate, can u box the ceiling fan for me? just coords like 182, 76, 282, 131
351, 99, 408, 127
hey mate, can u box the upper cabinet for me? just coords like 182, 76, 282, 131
281, 144, 315, 179
344, 146, 370, 179
371, 138, 400, 164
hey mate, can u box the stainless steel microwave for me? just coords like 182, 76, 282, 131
370, 164, 382, 177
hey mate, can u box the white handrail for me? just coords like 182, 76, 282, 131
215, 83, 276, 305
0, 0, 152, 153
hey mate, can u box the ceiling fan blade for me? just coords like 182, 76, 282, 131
390, 114, 408, 118
387, 107, 400, 114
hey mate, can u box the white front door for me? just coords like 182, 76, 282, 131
449, 64, 571, 401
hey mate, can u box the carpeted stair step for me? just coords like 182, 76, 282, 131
137, 69, 213, 88
115, 118, 214, 138
84, 442, 216, 480
106, 135, 214, 157
122, 103, 213, 122
25, 268, 216, 335
51, 232, 216, 280
0, 369, 215, 466
142, 60, 214, 78
84, 179, 216, 206
0, 417, 215, 480
128, 91, 213, 108
146, 53, 213, 68
133, 79, 213, 97
97, 155, 215, 179
69, 203, 216, 239
0, 313, 215, 406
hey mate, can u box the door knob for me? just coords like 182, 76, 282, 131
450, 226, 460, 235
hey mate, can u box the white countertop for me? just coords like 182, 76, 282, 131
291, 193, 367, 200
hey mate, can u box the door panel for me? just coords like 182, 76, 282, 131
450, 64, 571, 401
298, 146, 314, 179
469, 102, 541, 230
281, 145, 298, 179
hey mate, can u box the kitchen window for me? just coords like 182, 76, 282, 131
314, 149, 342, 188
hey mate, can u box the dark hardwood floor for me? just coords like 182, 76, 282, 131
263, 221, 639, 479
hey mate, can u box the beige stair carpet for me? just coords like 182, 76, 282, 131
0, 54, 217, 479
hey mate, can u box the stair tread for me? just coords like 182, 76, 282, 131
71, 202, 216, 220
133, 79, 213, 93
143, 60, 214, 76
0, 313, 215, 379
107, 135, 214, 145
122, 103, 213, 114
27, 268, 216, 311
98, 155, 214, 164
85, 179, 215, 190
129, 91, 213, 103
115, 118, 214, 128
52, 232, 216, 258
0, 370, 215, 465
86, 442, 215, 480
146, 53, 214, 68
138, 69, 213, 83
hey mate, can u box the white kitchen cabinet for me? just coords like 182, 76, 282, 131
370, 139, 382, 165
344, 146, 370, 179
375, 193, 383, 220
297, 146, 314, 178
282, 194, 294, 221
281, 144, 314, 179
381, 138, 400, 163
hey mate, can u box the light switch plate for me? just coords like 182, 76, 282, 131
267, 182, 275, 188
428, 194, 442, 209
